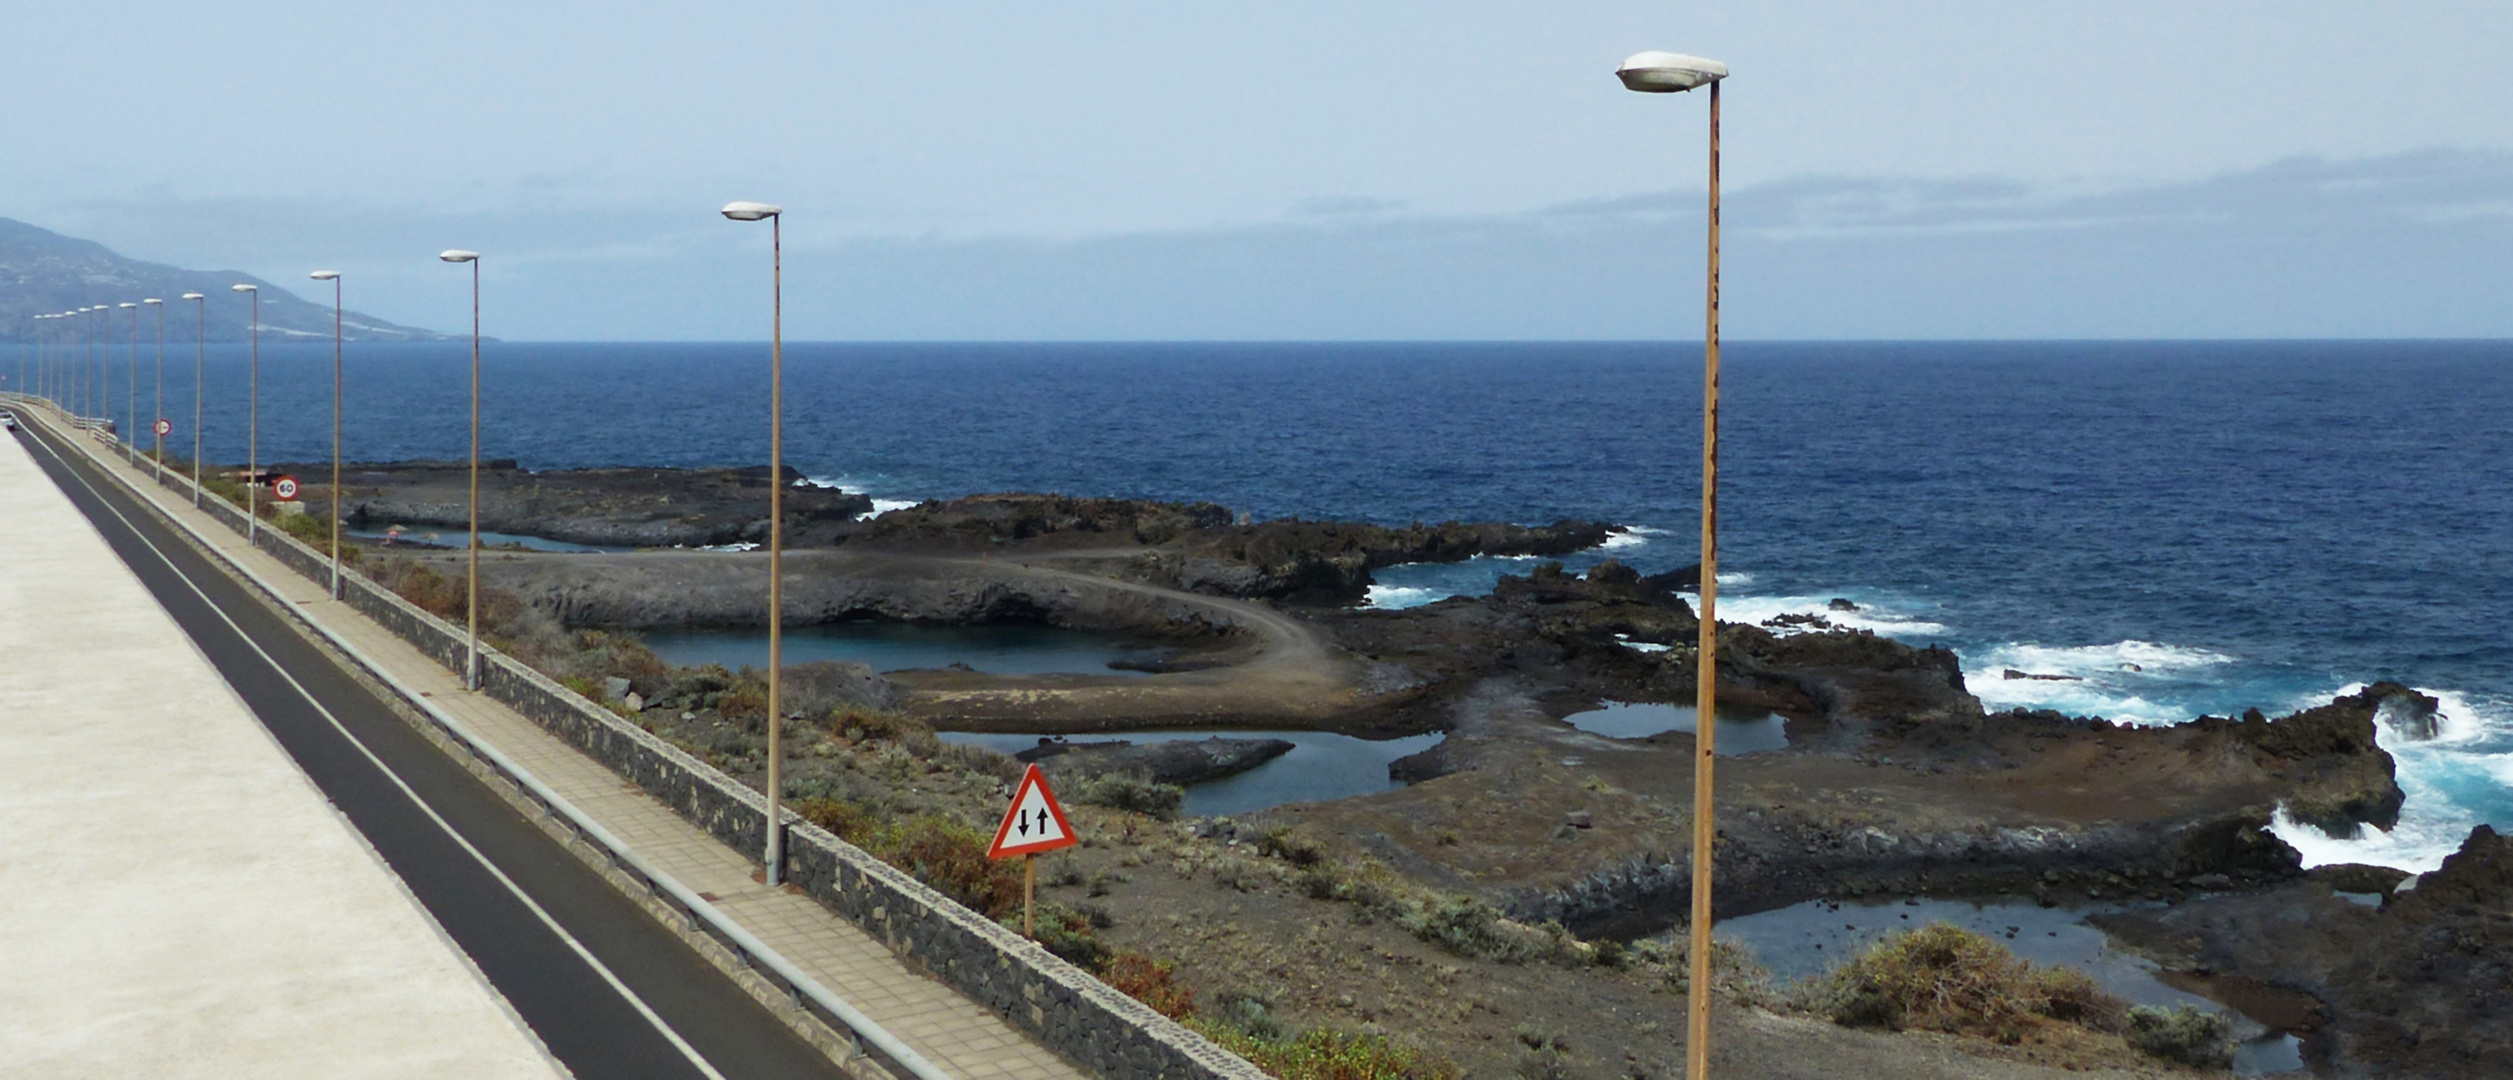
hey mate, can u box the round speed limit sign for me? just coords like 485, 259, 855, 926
271, 476, 301, 501
154, 418, 173, 437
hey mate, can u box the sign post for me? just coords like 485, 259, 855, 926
987, 764, 1077, 938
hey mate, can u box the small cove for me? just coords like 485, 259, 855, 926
1714, 897, 2304, 1075
350, 527, 630, 554
1561, 701, 1791, 754
643, 621, 1166, 678
938, 729, 1442, 816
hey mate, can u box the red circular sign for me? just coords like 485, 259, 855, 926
153, 418, 172, 436
272, 476, 301, 501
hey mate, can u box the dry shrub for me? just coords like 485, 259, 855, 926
1187, 1024, 1461, 1080
869, 815, 1025, 919
1102, 950, 1196, 1019
1068, 774, 1185, 820
794, 797, 879, 842
1805, 923, 2133, 1044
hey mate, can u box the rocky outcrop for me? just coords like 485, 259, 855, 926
2212, 682, 2410, 836
328, 460, 872, 548
1146, 519, 1617, 603
854, 493, 1616, 604
1016, 736, 1296, 786
855, 494, 1232, 549
2095, 825, 2513, 1078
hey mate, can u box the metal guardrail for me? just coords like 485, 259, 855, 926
32, 404, 953, 1080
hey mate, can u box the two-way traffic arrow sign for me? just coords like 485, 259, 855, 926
989, 764, 1078, 939
988, 764, 1076, 859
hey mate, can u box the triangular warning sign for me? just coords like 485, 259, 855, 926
987, 764, 1078, 859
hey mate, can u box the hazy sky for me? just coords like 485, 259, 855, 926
6, 1, 2508, 339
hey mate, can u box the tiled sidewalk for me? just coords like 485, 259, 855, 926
66, 423, 1088, 1080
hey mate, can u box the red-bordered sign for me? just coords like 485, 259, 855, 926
271, 475, 301, 501
153, 418, 172, 437
987, 764, 1077, 859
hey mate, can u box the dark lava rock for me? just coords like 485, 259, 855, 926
2217, 685, 2409, 835
2308, 862, 2413, 896
330, 460, 871, 548
2105, 826, 2513, 1078
2373, 684, 2445, 741
1826, 597, 1859, 612
1016, 736, 1296, 786
857, 493, 1615, 604
779, 660, 902, 715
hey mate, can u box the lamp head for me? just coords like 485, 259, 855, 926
181, 292, 205, 301
231, 284, 257, 293
1617, 51, 1729, 93
439, 250, 479, 263
144, 298, 162, 305
721, 201, 781, 221
310, 270, 340, 281
119, 302, 136, 308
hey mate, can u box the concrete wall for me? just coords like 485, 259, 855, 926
130, 457, 1263, 1080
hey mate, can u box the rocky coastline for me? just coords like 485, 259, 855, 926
369, 473, 2497, 1077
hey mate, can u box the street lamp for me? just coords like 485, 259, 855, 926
721, 199, 789, 885
120, 302, 139, 463
145, 298, 164, 481
1618, 47, 1727, 1080
312, 270, 345, 598
184, 293, 207, 506
439, 249, 483, 689
233, 283, 261, 541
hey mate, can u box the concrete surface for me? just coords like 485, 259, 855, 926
0, 425, 570, 1079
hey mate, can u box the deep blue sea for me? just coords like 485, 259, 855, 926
30, 338, 2512, 871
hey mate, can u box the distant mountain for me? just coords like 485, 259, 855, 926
0, 218, 455, 344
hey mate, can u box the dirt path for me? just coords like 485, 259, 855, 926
444, 546, 1371, 731
880, 552, 1368, 730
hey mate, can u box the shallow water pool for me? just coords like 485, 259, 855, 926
1713, 897, 2304, 1075
644, 621, 1165, 678
940, 728, 1443, 817
1560, 701, 1790, 754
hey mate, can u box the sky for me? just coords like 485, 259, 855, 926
4, 1, 2509, 340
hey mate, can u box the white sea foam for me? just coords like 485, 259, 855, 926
1615, 635, 1674, 653
699, 541, 761, 553
2271, 686, 2513, 874
1962, 641, 2239, 726
1363, 585, 1443, 610
1713, 593, 1947, 638
1598, 525, 1671, 552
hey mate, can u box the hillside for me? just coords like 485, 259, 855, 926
0, 218, 454, 344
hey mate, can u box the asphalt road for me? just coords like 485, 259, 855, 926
10, 413, 852, 1080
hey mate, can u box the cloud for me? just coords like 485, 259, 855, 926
23, 149, 2512, 340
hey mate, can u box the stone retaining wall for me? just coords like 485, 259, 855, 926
131, 453, 1260, 1080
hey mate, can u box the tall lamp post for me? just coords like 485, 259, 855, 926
184, 293, 207, 505
233, 283, 261, 540
439, 250, 483, 689
1617, 48, 1727, 1080
312, 269, 345, 597
145, 298, 165, 480
121, 302, 140, 463
721, 199, 788, 886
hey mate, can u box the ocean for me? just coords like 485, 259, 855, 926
39, 338, 2512, 872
